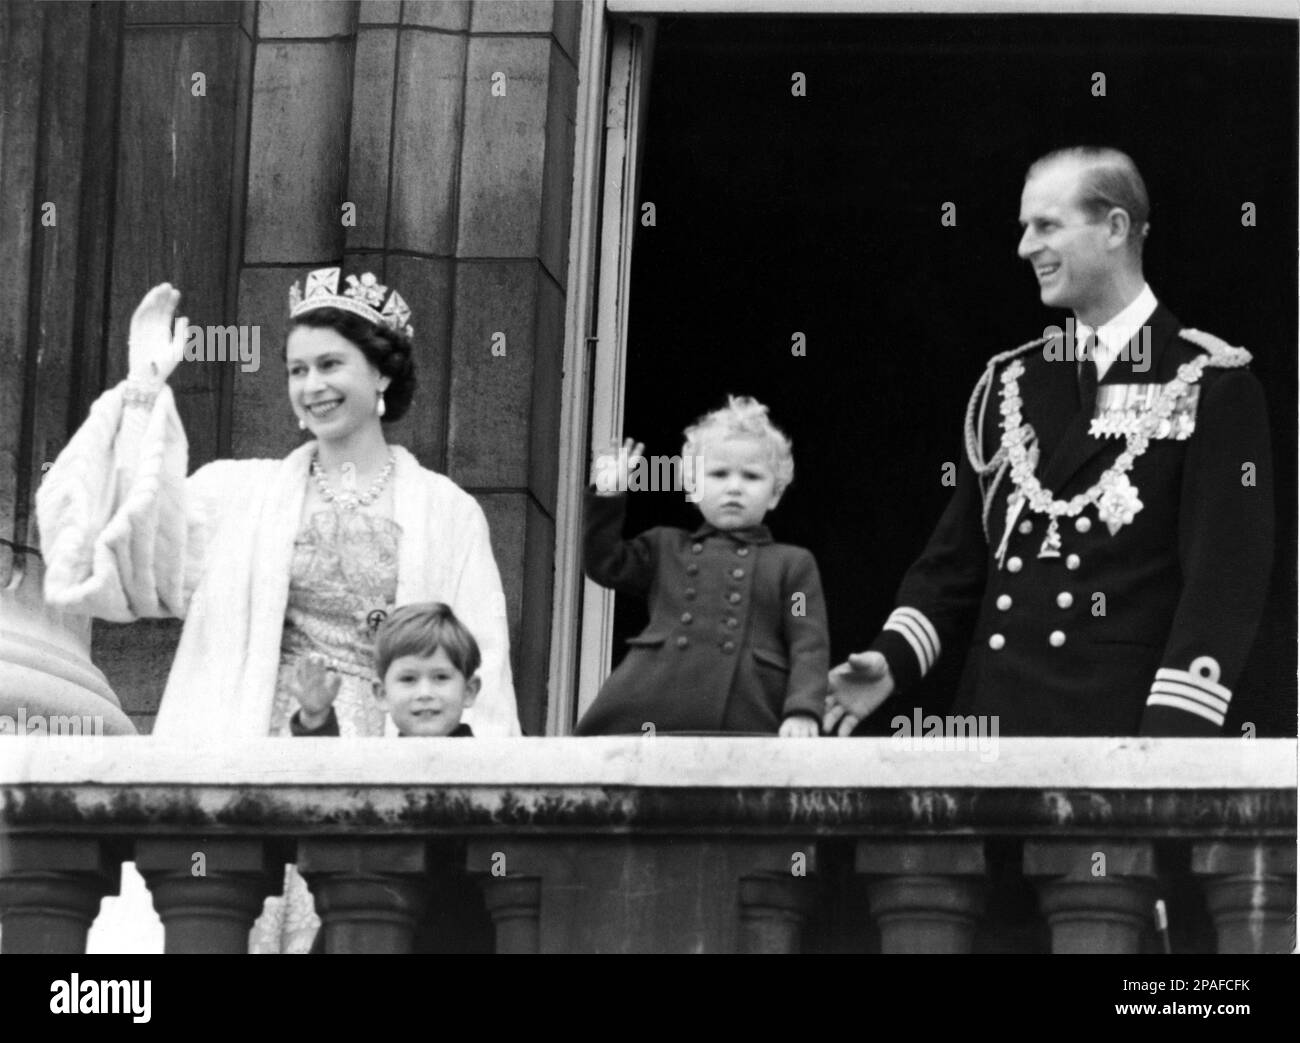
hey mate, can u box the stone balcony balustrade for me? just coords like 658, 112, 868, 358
0, 737, 1293, 954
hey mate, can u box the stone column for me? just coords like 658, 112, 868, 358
467, 841, 542, 953
1025, 839, 1156, 954
441, 1, 580, 735
136, 838, 279, 954
1191, 840, 1296, 954
0, 0, 134, 736
479, 875, 543, 954
0, 837, 120, 954
468, 836, 813, 953
738, 872, 814, 954
857, 840, 987, 953
299, 838, 431, 954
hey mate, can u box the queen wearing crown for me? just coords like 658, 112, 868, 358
36, 272, 521, 952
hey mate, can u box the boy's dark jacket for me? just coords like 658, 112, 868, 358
575, 489, 830, 735
290, 709, 472, 737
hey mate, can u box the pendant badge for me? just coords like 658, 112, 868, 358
1038, 517, 1062, 559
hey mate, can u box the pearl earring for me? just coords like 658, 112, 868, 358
377, 389, 386, 418
298, 418, 307, 431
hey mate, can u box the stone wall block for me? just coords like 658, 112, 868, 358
446, 261, 537, 487
259, 0, 358, 39
379, 255, 456, 469
230, 266, 304, 460
473, 492, 528, 675
388, 29, 467, 255
455, 36, 552, 258
361, 1, 403, 25
346, 27, 399, 252
245, 40, 352, 264
403, 1, 472, 31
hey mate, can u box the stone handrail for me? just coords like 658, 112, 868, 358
1, 737, 1295, 953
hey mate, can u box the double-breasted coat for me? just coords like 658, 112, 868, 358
575, 490, 830, 735
869, 304, 1274, 736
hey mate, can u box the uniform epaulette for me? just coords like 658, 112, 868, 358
987, 336, 1049, 372
965, 336, 1048, 472
1178, 328, 1253, 369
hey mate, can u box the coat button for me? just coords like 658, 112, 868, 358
1056, 592, 1073, 609
692, 543, 703, 554
1066, 554, 1081, 570
732, 567, 745, 579
725, 617, 738, 628
686, 563, 699, 576
996, 594, 1012, 611
680, 612, 693, 624
684, 588, 696, 600
728, 592, 742, 604
988, 633, 1006, 650
722, 640, 736, 653
1018, 520, 1033, 534
736, 547, 749, 557
676, 636, 689, 649
1075, 516, 1092, 533
1049, 630, 1066, 647
1007, 556, 1023, 573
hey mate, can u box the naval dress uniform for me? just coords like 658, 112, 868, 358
575, 489, 830, 735
869, 296, 1274, 736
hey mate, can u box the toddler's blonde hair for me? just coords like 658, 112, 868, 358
682, 395, 795, 496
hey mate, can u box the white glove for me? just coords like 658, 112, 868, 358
127, 283, 188, 387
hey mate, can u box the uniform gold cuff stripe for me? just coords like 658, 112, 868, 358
886, 608, 938, 669
884, 610, 936, 676
884, 619, 930, 675
1150, 679, 1230, 713
1146, 693, 1226, 727
897, 607, 940, 660
1155, 667, 1231, 701
890, 607, 940, 665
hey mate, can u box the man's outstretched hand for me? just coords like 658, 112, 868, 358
823, 651, 896, 736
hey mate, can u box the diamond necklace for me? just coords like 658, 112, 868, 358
311, 451, 395, 510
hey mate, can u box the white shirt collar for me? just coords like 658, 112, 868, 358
1077, 283, 1158, 377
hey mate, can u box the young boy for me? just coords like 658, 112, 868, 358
288, 602, 493, 953
576, 396, 830, 737
289, 602, 480, 737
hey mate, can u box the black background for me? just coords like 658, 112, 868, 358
615, 14, 1298, 735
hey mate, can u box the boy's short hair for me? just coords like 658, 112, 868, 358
682, 395, 795, 495
373, 602, 481, 681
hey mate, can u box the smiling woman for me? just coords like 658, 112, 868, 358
35, 268, 521, 952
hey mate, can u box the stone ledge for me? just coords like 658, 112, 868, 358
1, 782, 1293, 834
0, 737, 1293, 788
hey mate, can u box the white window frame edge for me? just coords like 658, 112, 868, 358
548, 7, 658, 734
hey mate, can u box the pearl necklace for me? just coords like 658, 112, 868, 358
311, 451, 395, 511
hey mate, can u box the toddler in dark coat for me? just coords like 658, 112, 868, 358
576, 396, 829, 736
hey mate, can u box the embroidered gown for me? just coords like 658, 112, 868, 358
250, 508, 402, 954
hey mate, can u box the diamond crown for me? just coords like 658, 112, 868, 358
288, 267, 414, 339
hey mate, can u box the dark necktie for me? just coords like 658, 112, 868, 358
1077, 334, 1099, 415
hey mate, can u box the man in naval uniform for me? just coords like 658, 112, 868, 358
825, 147, 1274, 737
